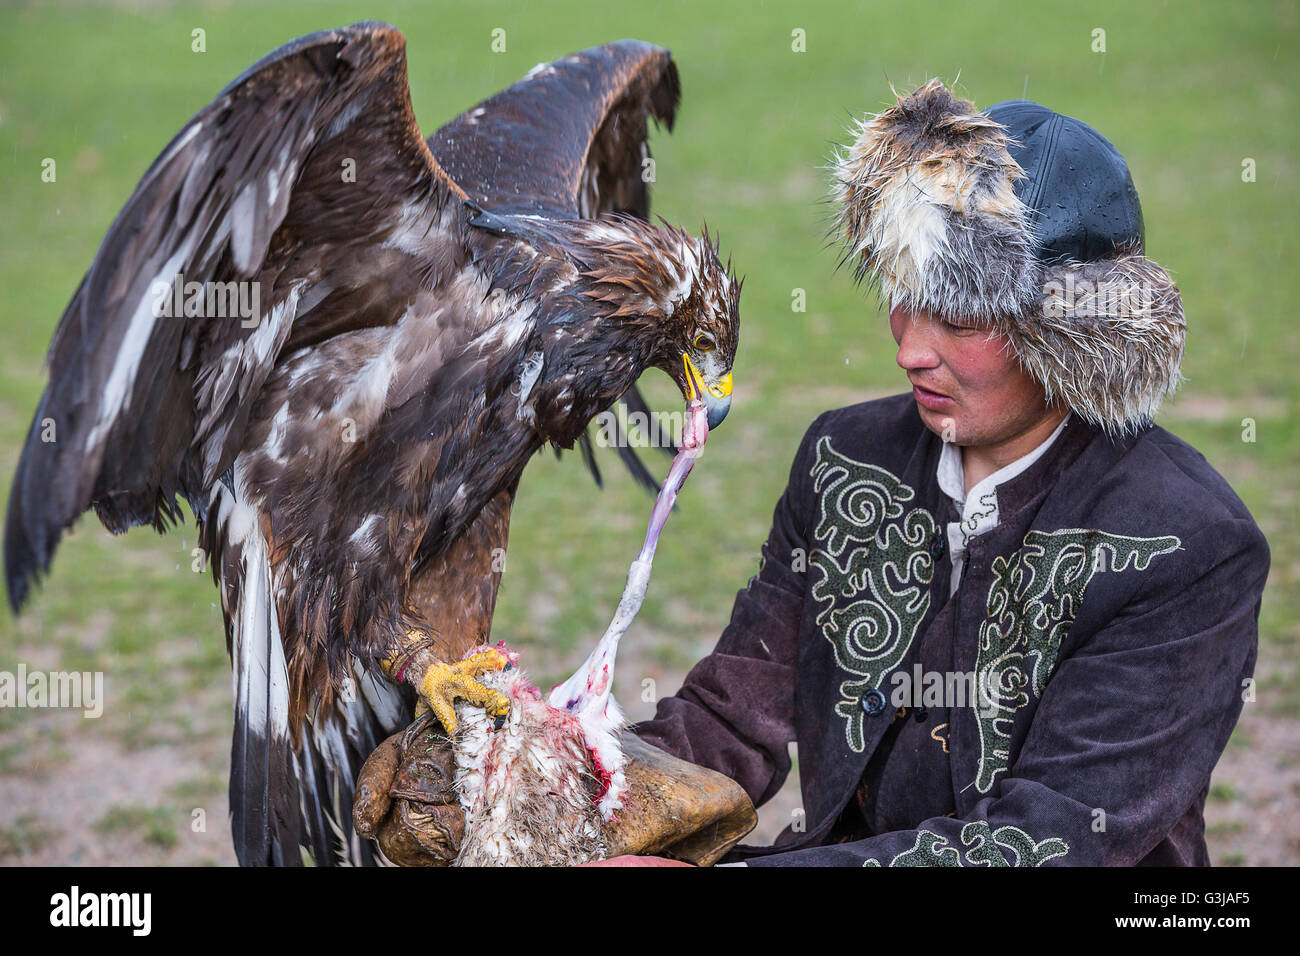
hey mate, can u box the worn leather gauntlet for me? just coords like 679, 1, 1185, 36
353, 712, 465, 866
354, 714, 757, 866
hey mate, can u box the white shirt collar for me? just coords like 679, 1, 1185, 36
938, 413, 1071, 592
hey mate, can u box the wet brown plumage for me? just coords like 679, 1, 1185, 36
3, 22, 740, 865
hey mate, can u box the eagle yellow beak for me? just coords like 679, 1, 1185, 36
682, 354, 732, 429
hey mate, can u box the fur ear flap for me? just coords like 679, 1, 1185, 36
1010, 248, 1186, 436
830, 78, 1040, 321
832, 79, 1188, 437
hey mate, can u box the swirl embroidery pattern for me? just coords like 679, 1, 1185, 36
972, 528, 1182, 792
808, 437, 937, 752
863, 822, 1070, 866
958, 490, 998, 548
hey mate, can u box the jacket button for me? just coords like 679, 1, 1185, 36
930, 531, 946, 560
860, 689, 887, 716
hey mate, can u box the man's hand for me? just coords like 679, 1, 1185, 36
353, 711, 466, 865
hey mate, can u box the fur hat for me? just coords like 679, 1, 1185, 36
831, 78, 1185, 435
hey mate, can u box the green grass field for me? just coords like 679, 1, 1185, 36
0, 0, 1295, 864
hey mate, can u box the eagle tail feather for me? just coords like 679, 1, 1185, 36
229, 523, 303, 866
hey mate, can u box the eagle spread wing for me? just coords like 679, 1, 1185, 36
3, 22, 738, 866
430, 40, 684, 490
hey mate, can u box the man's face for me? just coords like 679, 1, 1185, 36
888, 303, 1056, 446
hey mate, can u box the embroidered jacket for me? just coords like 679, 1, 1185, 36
633, 394, 1269, 866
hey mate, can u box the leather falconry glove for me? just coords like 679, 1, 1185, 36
354, 713, 757, 866
353, 712, 465, 866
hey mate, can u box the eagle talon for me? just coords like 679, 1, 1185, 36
414, 649, 512, 736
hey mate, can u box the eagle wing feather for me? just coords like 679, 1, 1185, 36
429, 39, 684, 491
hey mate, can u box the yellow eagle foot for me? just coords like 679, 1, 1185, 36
416, 649, 511, 736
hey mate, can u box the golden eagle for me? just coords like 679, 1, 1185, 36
3, 22, 739, 865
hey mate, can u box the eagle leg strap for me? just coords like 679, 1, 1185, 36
382, 631, 438, 684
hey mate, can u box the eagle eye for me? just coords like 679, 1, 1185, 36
693, 333, 715, 352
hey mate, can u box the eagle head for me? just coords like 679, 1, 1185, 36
574, 216, 741, 429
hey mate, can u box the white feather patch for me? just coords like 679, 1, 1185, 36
453, 661, 618, 867
224, 458, 289, 758
84, 247, 191, 453
515, 351, 544, 424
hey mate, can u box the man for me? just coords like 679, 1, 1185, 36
616, 79, 1270, 865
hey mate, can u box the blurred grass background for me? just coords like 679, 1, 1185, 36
0, 0, 1295, 864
